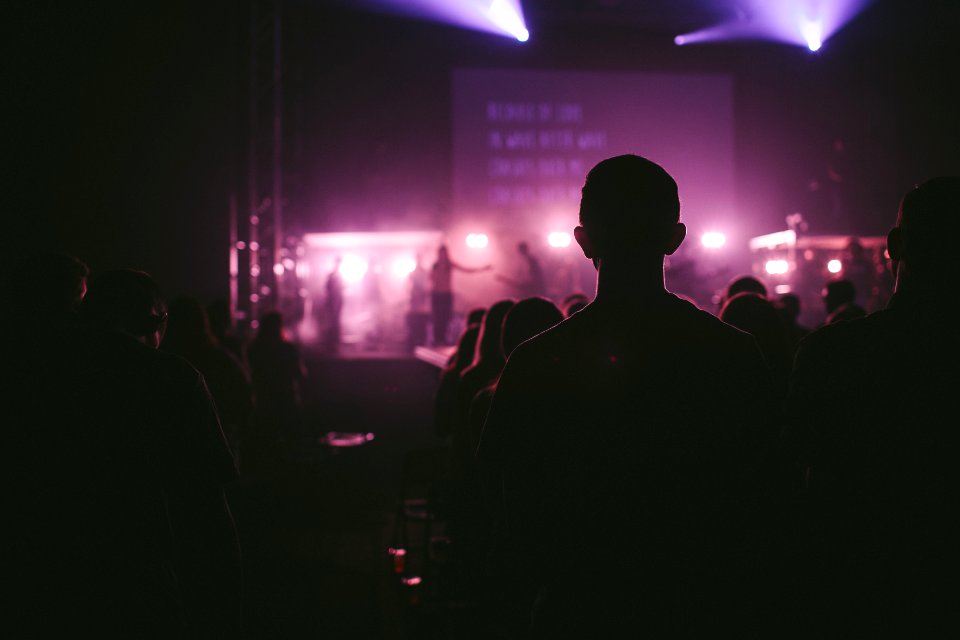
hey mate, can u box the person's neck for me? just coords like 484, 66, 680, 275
593, 255, 669, 303
893, 264, 952, 303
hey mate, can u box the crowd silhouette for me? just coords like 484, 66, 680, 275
4, 157, 957, 638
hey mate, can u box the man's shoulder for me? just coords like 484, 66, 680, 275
799, 308, 892, 356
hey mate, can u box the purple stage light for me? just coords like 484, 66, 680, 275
701, 231, 727, 249
548, 231, 571, 248
765, 259, 790, 275
674, 0, 873, 51
358, 0, 529, 41
466, 233, 489, 249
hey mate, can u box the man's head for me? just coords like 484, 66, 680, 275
575, 155, 685, 265
887, 176, 960, 283
822, 279, 856, 314
80, 269, 167, 348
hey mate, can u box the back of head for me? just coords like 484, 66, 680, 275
451, 324, 481, 373
501, 297, 564, 357
255, 311, 284, 343
579, 154, 680, 258
824, 279, 856, 312
81, 269, 166, 337
777, 293, 802, 321
726, 275, 767, 300
162, 297, 214, 353
473, 299, 515, 366
896, 176, 960, 277
561, 292, 590, 317
466, 306, 486, 327
720, 292, 789, 375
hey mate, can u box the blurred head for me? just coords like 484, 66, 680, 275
466, 306, 486, 327
720, 292, 790, 378
561, 292, 590, 317
726, 275, 767, 300
888, 176, 960, 284
81, 269, 167, 348
823, 279, 856, 313
575, 155, 685, 266
501, 297, 564, 357
162, 297, 214, 353
776, 293, 802, 322
473, 299, 515, 366
256, 311, 285, 342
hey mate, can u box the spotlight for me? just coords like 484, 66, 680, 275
765, 259, 789, 275
548, 231, 571, 248
701, 231, 727, 249
273, 263, 285, 276
674, 35, 686, 46
800, 20, 823, 51
827, 259, 842, 273
338, 255, 368, 283
465, 233, 489, 249
392, 257, 417, 277
488, 0, 529, 42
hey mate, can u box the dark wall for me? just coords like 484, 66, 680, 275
7, 1, 958, 300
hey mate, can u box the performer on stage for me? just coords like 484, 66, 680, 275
430, 244, 490, 345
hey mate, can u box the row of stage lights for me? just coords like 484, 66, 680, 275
378, 0, 868, 51
765, 258, 844, 276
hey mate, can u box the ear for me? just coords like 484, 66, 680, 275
574, 225, 596, 259
886, 227, 902, 262
663, 222, 686, 256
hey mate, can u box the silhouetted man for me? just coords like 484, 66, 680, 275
478, 155, 775, 637
10, 269, 242, 636
788, 177, 960, 635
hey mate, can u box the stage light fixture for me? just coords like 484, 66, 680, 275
701, 231, 727, 249
827, 259, 842, 273
338, 255, 369, 283
392, 257, 418, 277
488, 0, 529, 42
765, 259, 790, 275
548, 231, 571, 248
466, 233, 489, 249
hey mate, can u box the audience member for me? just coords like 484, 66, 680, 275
162, 296, 253, 461
207, 298, 247, 366
720, 292, 792, 401
434, 321, 482, 438
560, 292, 590, 317
775, 292, 810, 356
430, 244, 491, 345
787, 176, 960, 635
724, 274, 767, 302
10, 268, 242, 636
478, 155, 775, 636
454, 299, 515, 436
247, 311, 307, 453
822, 278, 866, 324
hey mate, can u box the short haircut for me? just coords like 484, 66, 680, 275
897, 176, 960, 271
81, 269, 165, 336
579, 154, 680, 257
